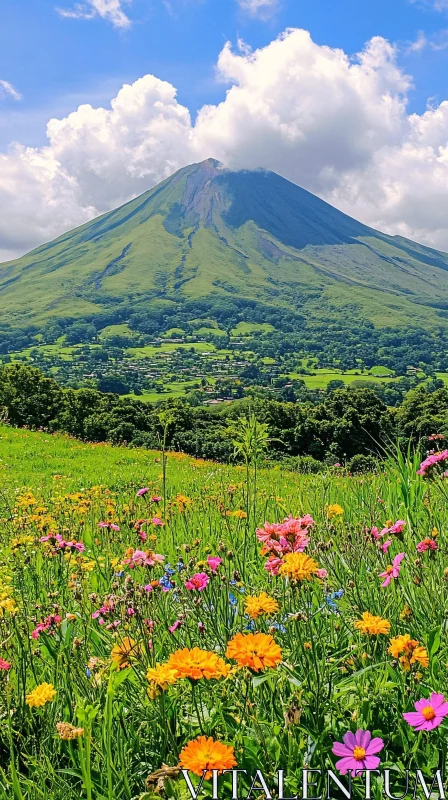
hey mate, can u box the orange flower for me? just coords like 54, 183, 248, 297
389, 635, 429, 670
226, 632, 282, 672
354, 612, 390, 636
166, 647, 230, 681
245, 592, 279, 620
146, 663, 178, 698
179, 736, 236, 779
111, 637, 140, 669
278, 553, 319, 582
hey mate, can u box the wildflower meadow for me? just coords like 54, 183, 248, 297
0, 424, 448, 799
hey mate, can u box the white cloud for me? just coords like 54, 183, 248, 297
0, 80, 22, 101
237, 0, 278, 18
5, 28, 448, 258
56, 0, 131, 28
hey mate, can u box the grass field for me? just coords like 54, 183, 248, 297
0, 423, 448, 799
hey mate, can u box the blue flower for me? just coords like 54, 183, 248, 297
164, 564, 176, 576
271, 622, 287, 633
229, 592, 238, 607
159, 574, 173, 590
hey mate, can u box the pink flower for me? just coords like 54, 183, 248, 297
381, 539, 392, 553
185, 572, 209, 591
317, 568, 328, 579
403, 693, 448, 731
169, 619, 182, 633
332, 730, 384, 775
417, 450, 448, 477
151, 517, 165, 527
151, 496, 162, 503
98, 522, 120, 531
137, 487, 150, 497
0, 658, 11, 671
389, 520, 406, 534
127, 607, 135, 616
416, 538, 438, 553
207, 556, 223, 573
379, 552, 405, 587
143, 584, 153, 593
264, 556, 283, 576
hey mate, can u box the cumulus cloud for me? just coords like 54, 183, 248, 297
0, 80, 22, 101
5, 28, 448, 258
56, 0, 131, 28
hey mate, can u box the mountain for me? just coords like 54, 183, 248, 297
2, 157, 448, 329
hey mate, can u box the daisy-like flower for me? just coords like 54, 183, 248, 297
403, 693, 448, 730
26, 683, 57, 708
166, 647, 230, 681
327, 504, 344, 519
278, 552, 319, 582
379, 553, 405, 587
388, 634, 429, 671
111, 637, 140, 670
332, 730, 384, 775
226, 632, 282, 672
146, 663, 178, 698
244, 592, 279, 620
178, 736, 236, 779
354, 612, 390, 636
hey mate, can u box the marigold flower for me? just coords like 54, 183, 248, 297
354, 612, 390, 636
111, 637, 140, 669
279, 552, 319, 582
166, 647, 230, 681
26, 682, 57, 708
178, 736, 236, 779
388, 635, 429, 670
226, 632, 282, 672
56, 722, 84, 740
146, 663, 178, 698
244, 592, 279, 620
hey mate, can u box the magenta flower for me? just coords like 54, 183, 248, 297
381, 539, 392, 553
403, 693, 448, 731
151, 495, 162, 503
332, 730, 384, 775
137, 487, 150, 497
169, 619, 182, 633
207, 556, 223, 573
0, 658, 11, 671
98, 522, 120, 531
317, 568, 328, 579
151, 517, 165, 527
379, 552, 405, 587
416, 538, 438, 553
185, 572, 209, 591
417, 450, 448, 477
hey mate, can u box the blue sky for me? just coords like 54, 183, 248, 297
3, 0, 448, 259
2, 0, 448, 149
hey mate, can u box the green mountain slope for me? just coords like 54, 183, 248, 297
2, 157, 448, 328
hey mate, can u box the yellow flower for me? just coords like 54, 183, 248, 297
354, 611, 390, 636
26, 683, 57, 708
400, 604, 413, 620
56, 722, 84, 740
244, 592, 279, 620
146, 663, 178, 698
327, 504, 344, 518
233, 509, 247, 519
388, 634, 429, 670
111, 638, 140, 670
279, 552, 319, 582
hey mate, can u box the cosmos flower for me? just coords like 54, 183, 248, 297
417, 450, 448, 477
332, 730, 384, 775
178, 736, 236, 779
388, 635, 429, 670
379, 553, 405, 587
403, 693, 448, 730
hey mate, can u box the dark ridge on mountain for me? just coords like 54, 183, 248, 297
2, 157, 448, 329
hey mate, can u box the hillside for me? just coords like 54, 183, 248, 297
2, 158, 448, 328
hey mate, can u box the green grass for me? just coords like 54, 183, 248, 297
290, 368, 398, 389
231, 322, 275, 335
98, 324, 137, 340
126, 341, 217, 358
